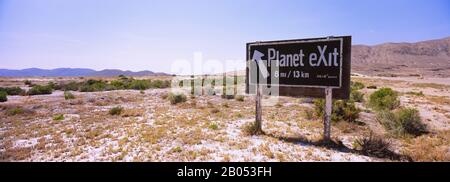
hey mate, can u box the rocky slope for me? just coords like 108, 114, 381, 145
352, 36, 450, 77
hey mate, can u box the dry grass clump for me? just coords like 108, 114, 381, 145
242, 122, 264, 136
109, 106, 123, 115
235, 95, 244, 102
412, 83, 450, 90
167, 92, 187, 105
403, 131, 450, 162
120, 108, 144, 117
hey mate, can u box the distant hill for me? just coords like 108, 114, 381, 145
352, 36, 450, 77
0, 68, 169, 77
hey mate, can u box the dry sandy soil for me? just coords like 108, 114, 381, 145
0, 75, 449, 162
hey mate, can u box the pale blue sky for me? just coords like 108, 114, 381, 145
0, 0, 449, 73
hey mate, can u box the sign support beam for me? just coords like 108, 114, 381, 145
255, 83, 262, 134
323, 87, 332, 141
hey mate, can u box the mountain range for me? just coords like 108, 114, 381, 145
1, 36, 449, 77
352, 36, 450, 77
0, 68, 169, 77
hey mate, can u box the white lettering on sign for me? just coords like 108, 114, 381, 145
267, 46, 340, 68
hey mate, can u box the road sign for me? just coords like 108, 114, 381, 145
246, 36, 351, 99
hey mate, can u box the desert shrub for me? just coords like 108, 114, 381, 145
396, 108, 427, 136
6, 107, 24, 116
79, 80, 108, 92
209, 123, 219, 130
354, 133, 393, 159
376, 108, 427, 137
167, 92, 187, 105
350, 90, 364, 102
150, 80, 163, 88
0, 87, 25, 95
53, 114, 64, 121
313, 99, 360, 122
28, 85, 53, 95
0, 91, 7, 102
58, 81, 80, 91
24, 80, 32, 86
368, 87, 400, 110
351, 81, 365, 90
110, 80, 126, 89
128, 79, 151, 90
333, 100, 360, 122
47, 81, 58, 90
235, 95, 244, 102
64, 91, 75, 100
149, 79, 170, 88
109, 106, 123, 115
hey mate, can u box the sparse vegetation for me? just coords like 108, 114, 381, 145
64, 91, 75, 100
235, 95, 244, 102
109, 106, 124, 115
0, 87, 25, 95
350, 90, 364, 102
351, 81, 365, 90
376, 108, 427, 137
368, 87, 400, 110
313, 99, 360, 122
222, 94, 235, 100
403, 131, 450, 161
171, 146, 183, 153
209, 123, 219, 130
24, 80, 32, 86
6, 107, 24, 116
222, 102, 229, 108
53, 114, 64, 121
0, 74, 447, 162
167, 92, 187, 105
58, 81, 81, 91
57, 77, 170, 92
210, 107, 220, 114
242, 122, 262, 135
79, 79, 108, 92
405, 91, 424, 97
0, 91, 7, 102
128, 79, 151, 90
412, 83, 450, 90
28, 85, 53, 95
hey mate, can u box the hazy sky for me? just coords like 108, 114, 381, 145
0, 0, 449, 73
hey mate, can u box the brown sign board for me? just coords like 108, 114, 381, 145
246, 36, 351, 99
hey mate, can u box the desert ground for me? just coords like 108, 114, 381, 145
0, 75, 449, 162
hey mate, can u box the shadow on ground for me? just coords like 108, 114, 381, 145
265, 133, 412, 161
